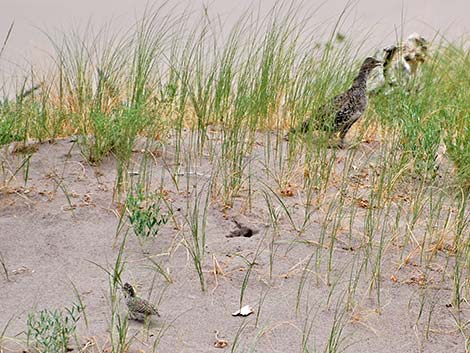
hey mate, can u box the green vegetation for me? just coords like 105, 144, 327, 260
2, 1, 470, 352
26, 303, 83, 353
1, 4, 468, 191
126, 183, 170, 237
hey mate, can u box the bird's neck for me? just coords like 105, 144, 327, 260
351, 68, 371, 90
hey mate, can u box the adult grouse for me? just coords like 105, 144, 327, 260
297, 57, 383, 148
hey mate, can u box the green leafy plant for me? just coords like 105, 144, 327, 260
26, 302, 83, 353
125, 183, 169, 237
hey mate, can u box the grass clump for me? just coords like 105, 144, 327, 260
371, 40, 470, 185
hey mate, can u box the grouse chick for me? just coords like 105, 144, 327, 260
122, 282, 160, 321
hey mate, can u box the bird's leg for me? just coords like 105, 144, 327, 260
327, 137, 346, 149
300, 120, 311, 133
335, 129, 347, 149
144, 315, 151, 330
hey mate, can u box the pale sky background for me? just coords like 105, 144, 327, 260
1, 0, 469, 77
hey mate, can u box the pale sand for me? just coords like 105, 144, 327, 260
0, 133, 465, 352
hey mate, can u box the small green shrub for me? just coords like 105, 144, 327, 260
126, 183, 169, 237
26, 302, 83, 353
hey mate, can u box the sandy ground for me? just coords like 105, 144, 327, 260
0, 134, 467, 353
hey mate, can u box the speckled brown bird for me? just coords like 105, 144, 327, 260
122, 282, 159, 321
297, 57, 383, 148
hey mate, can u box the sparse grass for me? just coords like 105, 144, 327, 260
3, 1, 470, 352
0, 251, 9, 282
107, 231, 133, 353
182, 178, 211, 292
0, 314, 14, 353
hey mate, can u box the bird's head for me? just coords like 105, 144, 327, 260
407, 33, 428, 49
361, 57, 383, 72
122, 282, 136, 297
383, 45, 398, 66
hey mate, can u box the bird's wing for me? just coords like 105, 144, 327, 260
299, 91, 350, 133
315, 92, 349, 130
131, 298, 159, 315
141, 301, 159, 315
333, 91, 359, 129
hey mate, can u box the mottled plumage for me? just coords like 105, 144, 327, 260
298, 57, 383, 148
122, 282, 159, 321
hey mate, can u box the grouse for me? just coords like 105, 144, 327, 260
122, 282, 160, 321
296, 57, 383, 148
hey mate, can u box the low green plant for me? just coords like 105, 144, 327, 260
26, 302, 84, 353
125, 183, 170, 237
0, 109, 23, 146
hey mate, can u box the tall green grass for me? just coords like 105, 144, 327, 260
3, 3, 468, 195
